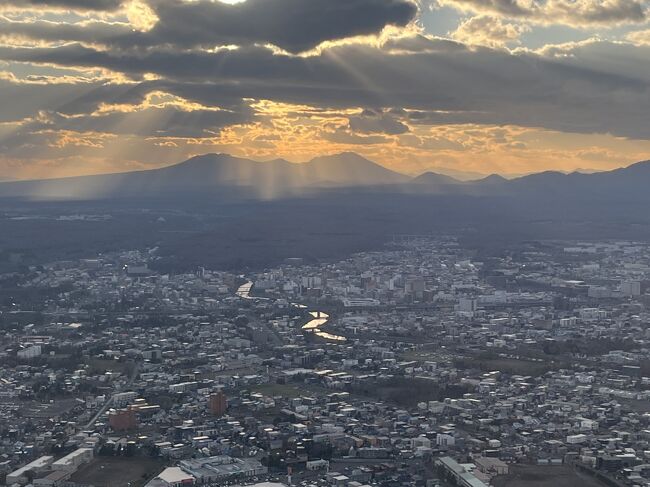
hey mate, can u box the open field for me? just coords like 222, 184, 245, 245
493, 465, 610, 487
85, 358, 133, 375
250, 383, 307, 399
20, 398, 80, 419
69, 457, 165, 487
454, 356, 559, 377
351, 377, 470, 408
250, 382, 333, 399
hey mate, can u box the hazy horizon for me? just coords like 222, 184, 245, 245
0, 150, 634, 183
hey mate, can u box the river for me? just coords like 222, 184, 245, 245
235, 280, 345, 342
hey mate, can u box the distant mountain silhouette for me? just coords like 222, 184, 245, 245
410, 160, 650, 200
411, 172, 462, 186
0, 152, 407, 200
476, 174, 508, 185
1, 154, 649, 204
502, 161, 650, 200
4, 155, 650, 272
164, 152, 407, 189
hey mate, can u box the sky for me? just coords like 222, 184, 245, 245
1, 0, 650, 180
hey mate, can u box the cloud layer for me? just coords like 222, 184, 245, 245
0, 0, 649, 178
438, 0, 647, 27
3, 0, 124, 12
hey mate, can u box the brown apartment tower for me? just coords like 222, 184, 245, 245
208, 391, 227, 416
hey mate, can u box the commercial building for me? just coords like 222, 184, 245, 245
436, 457, 488, 487
146, 467, 195, 487
179, 456, 267, 483
5, 456, 53, 485
17, 345, 42, 360
51, 448, 93, 473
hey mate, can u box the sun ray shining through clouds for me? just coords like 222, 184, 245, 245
0, 0, 648, 179
4, 5, 650, 487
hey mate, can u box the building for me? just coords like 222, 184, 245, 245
6, 456, 53, 485
51, 448, 93, 473
146, 467, 195, 487
208, 391, 227, 416
108, 407, 137, 431
306, 459, 329, 471
457, 298, 478, 314
17, 345, 42, 360
33, 470, 71, 487
113, 391, 138, 407
474, 457, 509, 476
621, 280, 641, 296
179, 456, 267, 483
436, 457, 488, 487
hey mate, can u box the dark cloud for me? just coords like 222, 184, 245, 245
2, 0, 649, 177
27, 106, 253, 137
0, 0, 418, 54
0, 74, 247, 125
0, 78, 122, 123
0, 20, 133, 46
3, 0, 123, 11
349, 109, 410, 135
2, 24, 650, 142
1, 38, 649, 139
0, 105, 253, 162
145, 0, 418, 53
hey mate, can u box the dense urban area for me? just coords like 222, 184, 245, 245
1, 236, 649, 487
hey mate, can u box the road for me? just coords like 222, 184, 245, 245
84, 362, 140, 429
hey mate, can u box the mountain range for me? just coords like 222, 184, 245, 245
0, 153, 406, 201
0, 152, 648, 202
3, 152, 650, 272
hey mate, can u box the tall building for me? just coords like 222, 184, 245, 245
621, 280, 641, 296
405, 278, 425, 299
457, 297, 478, 313
17, 345, 42, 360
208, 391, 227, 416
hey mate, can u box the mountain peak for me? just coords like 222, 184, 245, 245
172, 152, 244, 167
476, 174, 508, 184
412, 171, 461, 185
309, 152, 379, 166
306, 152, 407, 184
618, 159, 650, 173
5, 154, 650, 202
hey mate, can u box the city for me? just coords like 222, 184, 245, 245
2, 0, 650, 485
1, 237, 649, 487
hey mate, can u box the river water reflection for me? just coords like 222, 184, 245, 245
236, 281, 345, 342
302, 311, 346, 342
